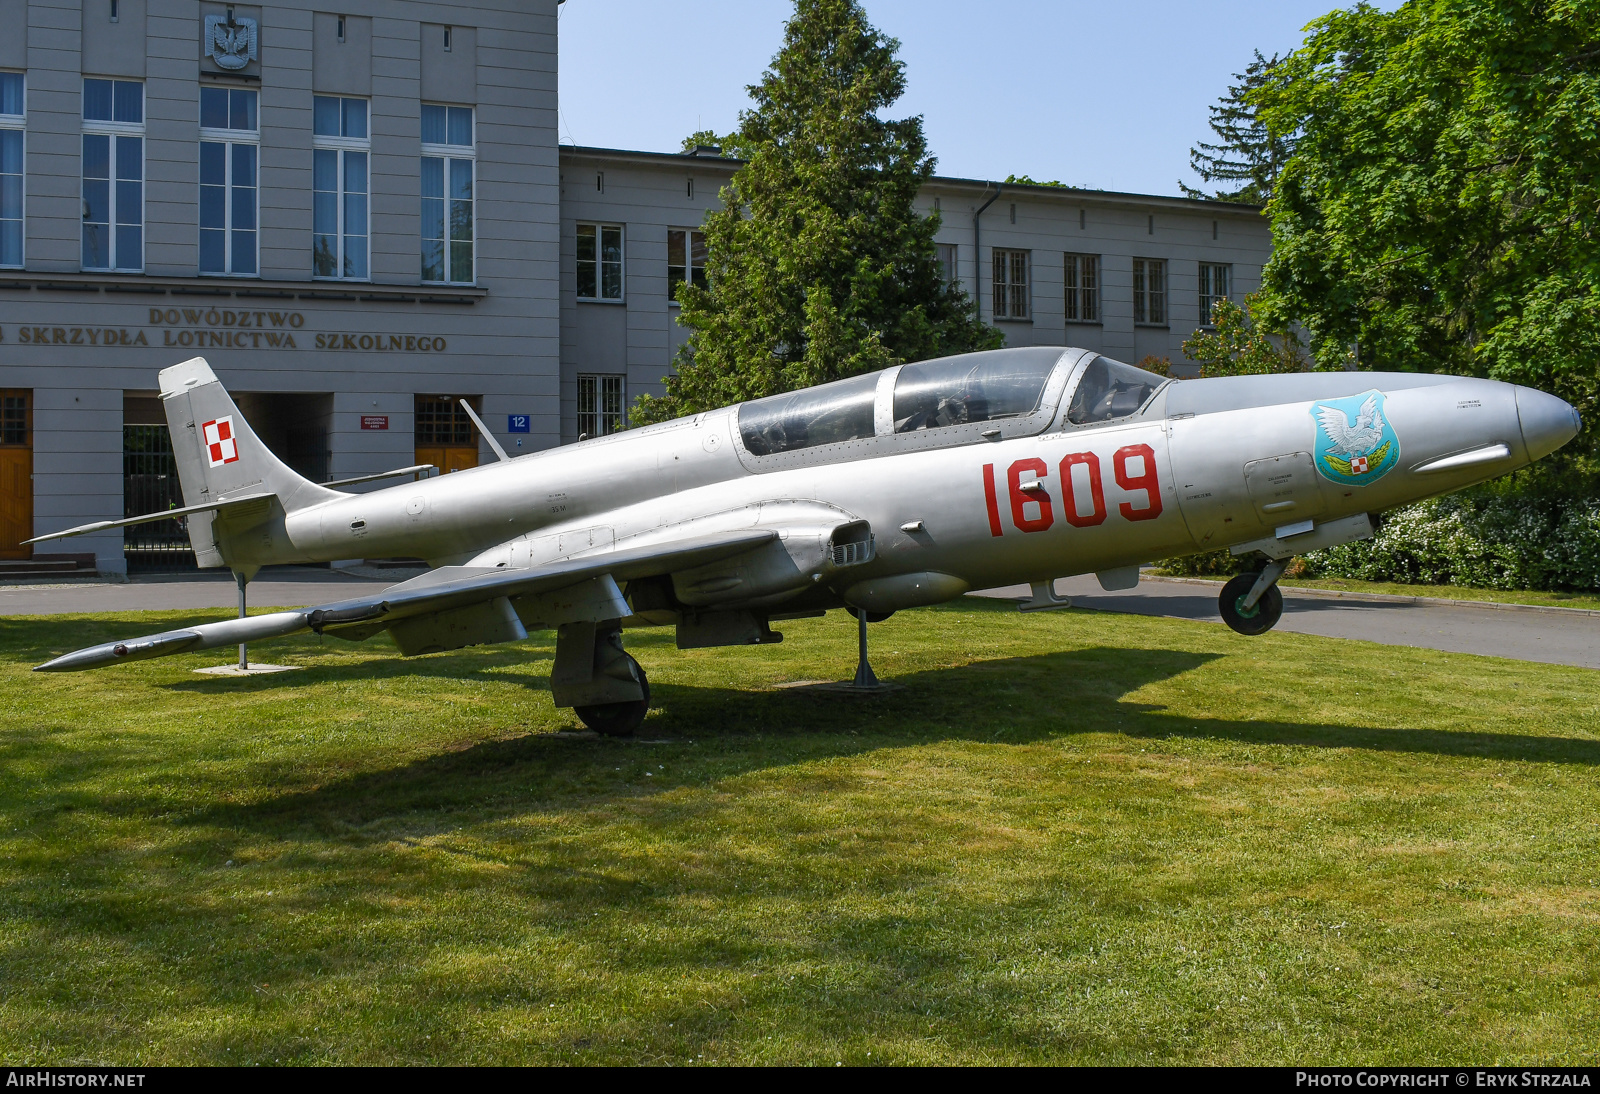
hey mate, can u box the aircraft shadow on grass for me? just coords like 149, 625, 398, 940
193, 643, 1600, 837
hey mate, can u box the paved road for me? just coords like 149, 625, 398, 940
4, 567, 1597, 672
0, 567, 398, 615
976, 575, 1600, 671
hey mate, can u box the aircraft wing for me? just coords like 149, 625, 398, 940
35, 528, 779, 672
303, 528, 779, 629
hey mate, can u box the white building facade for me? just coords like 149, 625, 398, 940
0, 0, 1270, 575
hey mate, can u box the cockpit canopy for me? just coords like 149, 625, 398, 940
736, 347, 1164, 458
739, 371, 879, 457
891, 348, 1064, 433
1066, 356, 1165, 425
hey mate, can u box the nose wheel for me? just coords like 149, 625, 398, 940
1219, 560, 1288, 636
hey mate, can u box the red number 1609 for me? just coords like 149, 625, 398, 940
981, 444, 1162, 537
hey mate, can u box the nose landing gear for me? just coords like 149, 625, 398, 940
1219, 557, 1289, 636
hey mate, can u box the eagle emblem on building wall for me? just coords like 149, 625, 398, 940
1310, 389, 1401, 485
205, 13, 259, 71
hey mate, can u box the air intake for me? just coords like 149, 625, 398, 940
830, 535, 875, 568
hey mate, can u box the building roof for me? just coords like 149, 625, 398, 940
559, 144, 1265, 215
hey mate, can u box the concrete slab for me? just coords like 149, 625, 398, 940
193, 664, 303, 676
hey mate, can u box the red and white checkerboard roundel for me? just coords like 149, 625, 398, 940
1350, 455, 1369, 475
202, 416, 240, 467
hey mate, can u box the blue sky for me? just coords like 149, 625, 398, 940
556, 0, 1394, 198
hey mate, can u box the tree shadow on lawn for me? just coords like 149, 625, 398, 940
210, 643, 1600, 839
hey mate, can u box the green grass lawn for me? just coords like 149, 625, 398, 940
2, 601, 1598, 1065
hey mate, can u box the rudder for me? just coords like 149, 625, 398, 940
159, 356, 340, 568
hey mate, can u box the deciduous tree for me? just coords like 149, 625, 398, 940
633, 0, 998, 425
1253, 0, 1600, 475
1181, 294, 1307, 377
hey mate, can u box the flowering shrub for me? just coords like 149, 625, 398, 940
1158, 495, 1600, 591
1304, 494, 1600, 591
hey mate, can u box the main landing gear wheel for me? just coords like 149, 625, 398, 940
574, 657, 651, 737
1219, 572, 1284, 636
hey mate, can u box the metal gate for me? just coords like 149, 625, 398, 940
123, 424, 195, 570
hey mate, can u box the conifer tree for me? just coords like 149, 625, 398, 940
1181, 50, 1292, 204
632, 0, 999, 425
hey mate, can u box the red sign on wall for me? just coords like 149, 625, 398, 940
361, 415, 389, 430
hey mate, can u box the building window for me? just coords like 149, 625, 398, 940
992, 248, 1029, 319
312, 95, 369, 279
1133, 257, 1167, 325
421, 103, 474, 284
576, 223, 623, 301
577, 374, 625, 437
82, 77, 143, 272
415, 396, 474, 445
0, 72, 22, 269
1, 390, 27, 445
666, 228, 705, 300
198, 86, 258, 276
937, 242, 958, 289
1199, 262, 1231, 325
1064, 253, 1099, 323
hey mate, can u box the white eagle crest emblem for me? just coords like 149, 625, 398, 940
205, 12, 259, 71
1309, 389, 1401, 486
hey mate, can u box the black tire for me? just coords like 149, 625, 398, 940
574, 658, 650, 737
1219, 572, 1284, 636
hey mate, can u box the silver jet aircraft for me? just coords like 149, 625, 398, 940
31, 349, 1581, 734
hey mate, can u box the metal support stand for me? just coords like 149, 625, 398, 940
236, 570, 248, 669
772, 608, 902, 696
191, 569, 300, 676
851, 608, 879, 688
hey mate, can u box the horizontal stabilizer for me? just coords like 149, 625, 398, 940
35, 527, 780, 672
25, 493, 276, 545
324, 465, 437, 489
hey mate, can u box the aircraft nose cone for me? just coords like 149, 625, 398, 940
1516, 386, 1581, 462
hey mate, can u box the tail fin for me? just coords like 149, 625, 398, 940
160, 357, 341, 568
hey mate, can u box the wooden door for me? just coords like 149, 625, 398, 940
0, 391, 32, 559
413, 445, 479, 474
415, 395, 481, 475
